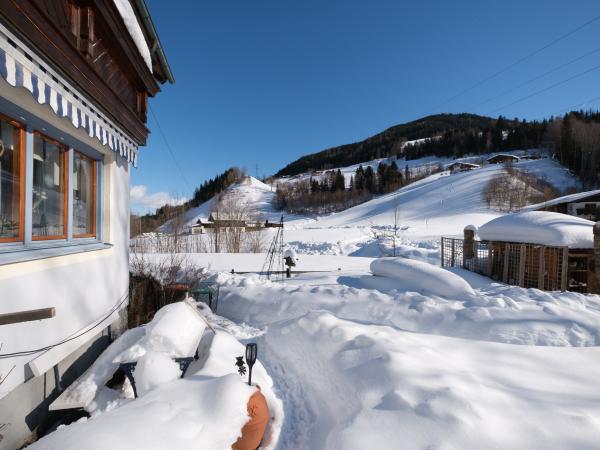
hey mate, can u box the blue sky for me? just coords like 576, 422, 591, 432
131, 0, 600, 213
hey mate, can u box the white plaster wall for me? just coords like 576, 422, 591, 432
0, 154, 130, 398
0, 77, 132, 399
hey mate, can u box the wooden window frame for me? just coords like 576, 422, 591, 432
32, 132, 69, 241
73, 151, 97, 239
0, 112, 26, 244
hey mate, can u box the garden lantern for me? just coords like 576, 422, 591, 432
245, 343, 257, 386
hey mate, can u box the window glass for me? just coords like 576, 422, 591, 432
0, 118, 23, 241
73, 152, 96, 237
32, 135, 66, 239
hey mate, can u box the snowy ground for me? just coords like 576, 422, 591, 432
211, 263, 600, 449
114, 153, 600, 449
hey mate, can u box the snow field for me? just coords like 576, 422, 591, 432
215, 268, 600, 449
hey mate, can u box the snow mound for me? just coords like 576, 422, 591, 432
117, 301, 206, 361
370, 257, 475, 298
134, 351, 182, 397
35, 303, 284, 450
478, 211, 594, 248
32, 373, 254, 450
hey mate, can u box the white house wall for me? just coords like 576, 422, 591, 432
0, 72, 131, 403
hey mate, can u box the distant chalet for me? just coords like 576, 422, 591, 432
487, 154, 520, 164
526, 190, 600, 222
446, 162, 480, 173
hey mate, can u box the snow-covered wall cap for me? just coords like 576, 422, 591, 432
112, 0, 153, 72
0, 25, 139, 166
478, 211, 594, 249
464, 224, 478, 233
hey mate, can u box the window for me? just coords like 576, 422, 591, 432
0, 115, 25, 242
32, 133, 68, 240
73, 151, 96, 237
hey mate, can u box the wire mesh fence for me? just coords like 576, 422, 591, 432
441, 237, 570, 291
130, 234, 207, 253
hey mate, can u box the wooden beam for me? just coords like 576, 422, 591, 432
0, 307, 56, 325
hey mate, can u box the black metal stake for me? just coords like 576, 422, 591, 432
245, 343, 257, 386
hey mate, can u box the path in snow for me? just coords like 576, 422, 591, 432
213, 267, 600, 450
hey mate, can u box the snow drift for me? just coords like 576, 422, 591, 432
33, 302, 283, 450
478, 211, 594, 248
370, 257, 475, 298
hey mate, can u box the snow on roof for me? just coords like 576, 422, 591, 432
487, 154, 520, 161
447, 162, 480, 168
478, 211, 594, 248
113, 0, 152, 72
524, 189, 600, 211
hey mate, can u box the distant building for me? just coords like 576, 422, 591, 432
526, 190, 600, 221
446, 162, 480, 173
487, 154, 520, 164
0, 1, 172, 447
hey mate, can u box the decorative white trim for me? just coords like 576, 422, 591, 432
0, 23, 139, 167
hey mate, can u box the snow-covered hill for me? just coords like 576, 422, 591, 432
157, 153, 581, 258
279, 155, 580, 257
158, 176, 282, 233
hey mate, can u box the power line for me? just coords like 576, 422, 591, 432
546, 95, 600, 118
487, 62, 600, 115
0, 291, 129, 359
148, 104, 193, 192
467, 45, 600, 111
419, 13, 600, 116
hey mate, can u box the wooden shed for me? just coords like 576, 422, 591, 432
442, 212, 598, 293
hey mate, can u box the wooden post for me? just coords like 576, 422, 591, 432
538, 246, 546, 290
487, 242, 493, 277
593, 223, 600, 293
561, 247, 569, 291
451, 238, 455, 267
440, 237, 445, 267
463, 227, 475, 268
503, 243, 510, 283
518, 244, 526, 287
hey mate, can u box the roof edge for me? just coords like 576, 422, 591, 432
132, 0, 175, 84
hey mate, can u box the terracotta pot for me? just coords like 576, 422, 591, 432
232, 387, 270, 450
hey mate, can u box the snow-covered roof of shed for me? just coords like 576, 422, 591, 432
524, 189, 600, 212
478, 211, 594, 248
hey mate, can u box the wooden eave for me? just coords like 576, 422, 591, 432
93, 0, 160, 96
0, 0, 160, 145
